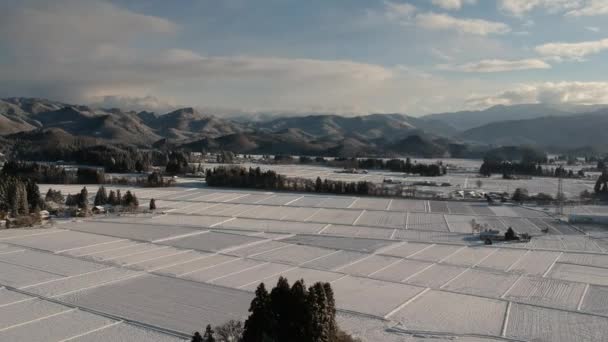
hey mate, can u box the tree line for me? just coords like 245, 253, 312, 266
205, 166, 377, 196
479, 160, 583, 179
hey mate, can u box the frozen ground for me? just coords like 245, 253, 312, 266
2, 184, 608, 341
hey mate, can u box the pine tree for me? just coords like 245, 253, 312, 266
191, 332, 203, 342
270, 277, 291, 340
108, 190, 116, 206
16, 182, 29, 216
203, 324, 215, 342
94, 186, 108, 206
149, 198, 156, 210
115, 190, 122, 205
79, 187, 89, 209
323, 282, 337, 339
25, 180, 43, 212
243, 283, 274, 342
309, 283, 330, 342
289, 280, 310, 341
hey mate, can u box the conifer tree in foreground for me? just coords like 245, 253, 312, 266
149, 198, 156, 210
94, 186, 108, 206
191, 331, 203, 342
203, 324, 216, 342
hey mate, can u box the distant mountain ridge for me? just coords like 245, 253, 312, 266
2, 97, 608, 156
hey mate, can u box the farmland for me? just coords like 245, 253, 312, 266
0, 183, 606, 341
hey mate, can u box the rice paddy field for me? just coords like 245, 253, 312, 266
0, 183, 606, 341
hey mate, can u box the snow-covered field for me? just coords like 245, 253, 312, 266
2, 184, 608, 341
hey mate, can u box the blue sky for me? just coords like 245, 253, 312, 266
1, 0, 608, 115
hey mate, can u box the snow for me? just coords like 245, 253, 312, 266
281, 234, 396, 253
355, 211, 406, 229
58, 274, 253, 333
241, 267, 344, 292
0, 261, 63, 288
332, 276, 425, 317
252, 244, 336, 265
0, 250, 107, 277
181, 259, 263, 283
390, 290, 507, 336
6, 230, 120, 253
581, 285, 608, 316
63, 240, 138, 257
0, 288, 33, 306
370, 259, 433, 283
322, 225, 395, 239
154, 254, 234, 277
506, 303, 608, 342
300, 250, 368, 271
0, 299, 69, 330
279, 207, 321, 221
548, 263, 608, 286
509, 250, 561, 276
315, 197, 357, 209
0, 307, 117, 342
159, 231, 264, 252
388, 199, 426, 212
408, 244, 464, 262
306, 208, 363, 225
558, 252, 608, 268
443, 268, 520, 298
220, 218, 325, 234
225, 240, 291, 258
212, 262, 293, 288
68, 221, 199, 242
24, 268, 140, 297
69, 322, 186, 342
476, 248, 527, 271
350, 198, 391, 211
380, 242, 433, 258
129, 251, 204, 271
337, 255, 402, 277
146, 214, 228, 229
442, 247, 495, 267
406, 264, 468, 288
504, 276, 586, 310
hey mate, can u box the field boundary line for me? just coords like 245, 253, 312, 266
500, 301, 512, 337
54, 239, 128, 254
283, 195, 303, 206
223, 194, 250, 203
386, 199, 393, 211
238, 266, 299, 289
501, 275, 523, 299
333, 254, 375, 272
209, 217, 236, 228
177, 257, 242, 277
125, 250, 192, 267
346, 198, 359, 209
402, 262, 436, 282
542, 252, 563, 278
303, 208, 322, 222
505, 250, 530, 272
438, 246, 467, 264
75, 242, 144, 257
472, 248, 499, 268
0, 229, 66, 241
104, 245, 171, 261
0, 249, 25, 255
317, 224, 332, 235
207, 262, 269, 283
58, 320, 124, 342
352, 210, 366, 226
300, 250, 342, 266
439, 268, 470, 289
577, 283, 590, 311
406, 243, 435, 258
18, 266, 116, 290
185, 202, 222, 215
50, 272, 145, 298
389, 229, 398, 240
367, 258, 403, 277
0, 297, 37, 308
151, 231, 209, 244
384, 287, 431, 319
443, 214, 452, 232
0, 308, 75, 332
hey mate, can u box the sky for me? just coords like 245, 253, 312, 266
1, 0, 608, 116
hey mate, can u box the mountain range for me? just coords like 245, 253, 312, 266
1, 97, 607, 157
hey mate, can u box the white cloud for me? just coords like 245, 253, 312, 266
499, 0, 582, 16
468, 82, 608, 108
439, 58, 551, 72
586, 26, 601, 32
384, 1, 416, 20
415, 12, 510, 35
566, 1, 608, 16
431, 0, 477, 11
535, 38, 608, 60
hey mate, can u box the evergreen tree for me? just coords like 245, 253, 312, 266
25, 180, 43, 212
289, 280, 310, 341
108, 190, 117, 206
323, 282, 337, 339
270, 277, 291, 340
243, 283, 274, 342
45, 188, 64, 204
94, 186, 108, 206
16, 182, 29, 216
79, 187, 89, 209
203, 324, 216, 342
149, 198, 156, 210
116, 190, 122, 205
191, 332, 203, 342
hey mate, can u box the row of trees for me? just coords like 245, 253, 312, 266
2, 161, 106, 184
479, 161, 583, 179
205, 167, 377, 196
192, 278, 358, 342
0, 176, 44, 217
